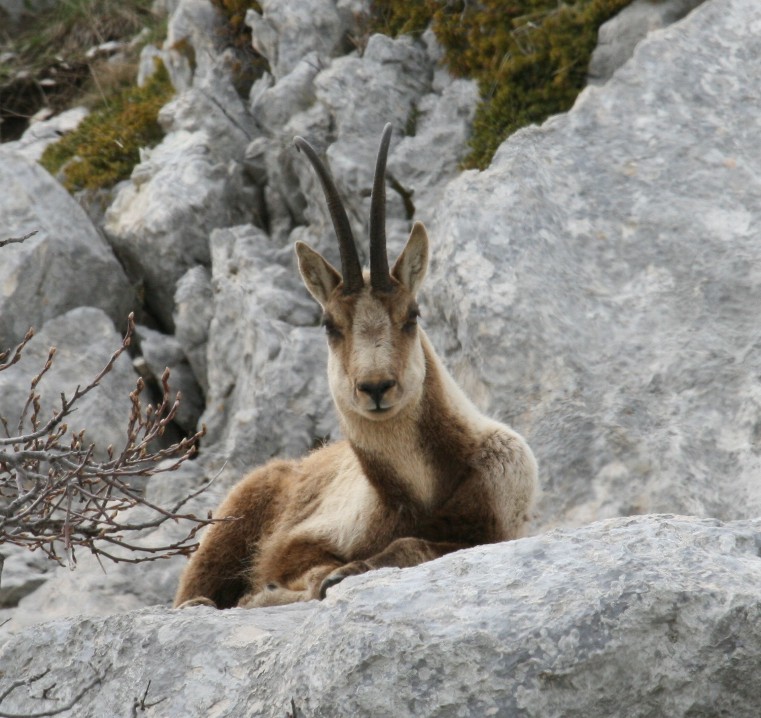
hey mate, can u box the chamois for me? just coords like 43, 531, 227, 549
174, 124, 537, 609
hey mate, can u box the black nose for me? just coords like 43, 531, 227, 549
357, 380, 397, 409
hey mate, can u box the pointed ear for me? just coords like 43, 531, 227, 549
295, 241, 342, 307
391, 221, 429, 295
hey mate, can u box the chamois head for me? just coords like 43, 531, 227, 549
294, 124, 430, 422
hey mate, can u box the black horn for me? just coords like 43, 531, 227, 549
369, 123, 393, 292
294, 135, 364, 294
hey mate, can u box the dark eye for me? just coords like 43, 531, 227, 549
322, 317, 343, 340
403, 307, 420, 332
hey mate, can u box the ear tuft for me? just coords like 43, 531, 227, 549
295, 241, 342, 307
391, 222, 429, 294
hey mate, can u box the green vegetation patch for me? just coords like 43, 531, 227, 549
371, 0, 633, 169
40, 63, 174, 191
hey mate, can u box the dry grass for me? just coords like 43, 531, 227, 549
0, 0, 166, 140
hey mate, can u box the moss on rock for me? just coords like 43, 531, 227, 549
371, 0, 633, 169
40, 63, 174, 191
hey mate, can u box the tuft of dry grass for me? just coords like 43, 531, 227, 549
0, 0, 166, 140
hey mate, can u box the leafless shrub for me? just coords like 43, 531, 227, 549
0, 232, 214, 577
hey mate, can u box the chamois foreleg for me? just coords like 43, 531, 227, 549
318, 538, 469, 598
173, 460, 293, 609
173, 514, 253, 609
239, 536, 345, 607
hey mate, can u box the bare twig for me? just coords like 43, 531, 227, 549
0, 231, 38, 249
0, 329, 34, 375
0, 312, 216, 569
130, 680, 167, 716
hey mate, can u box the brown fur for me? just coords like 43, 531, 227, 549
174, 135, 537, 610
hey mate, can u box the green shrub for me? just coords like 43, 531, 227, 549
370, 0, 633, 169
40, 63, 173, 191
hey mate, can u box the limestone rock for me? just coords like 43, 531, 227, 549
422, 0, 761, 530
172, 265, 213, 395
0, 545, 49, 609
0, 106, 88, 162
0, 152, 135, 347
387, 77, 479, 228
249, 52, 320, 136
200, 224, 336, 474
103, 130, 254, 330
134, 324, 204, 433
1, 516, 759, 717
290, 33, 435, 261
246, 0, 355, 81
589, 0, 706, 83
166, 0, 227, 88
104, 0, 259, 332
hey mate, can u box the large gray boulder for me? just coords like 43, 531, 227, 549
423, 0, 761, 532
1, 515, 759, 717
0, 152, 135, 347
104, 129, 255, 331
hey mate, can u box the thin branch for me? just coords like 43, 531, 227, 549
0, 230, 38, 249
0, 312, 215, 569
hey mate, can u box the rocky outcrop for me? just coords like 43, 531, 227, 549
423, 0, 761, 532
0, 106, 88, 162
0, 152, 135, 347
103, 128, 256, 331
198, 224, 336, 472
1, 516, 760, 717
